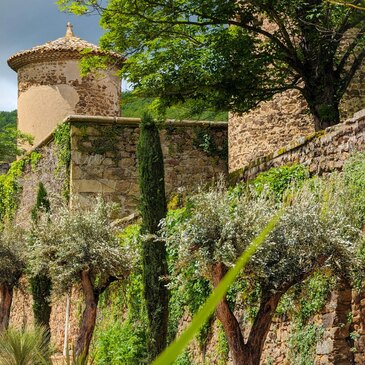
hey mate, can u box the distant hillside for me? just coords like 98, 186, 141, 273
1, 98, 227, 126
0, 110, 17, 129
121, 92, 228, 121
0, 110, 17, 163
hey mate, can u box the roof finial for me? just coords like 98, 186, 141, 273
66, 22, 74, 38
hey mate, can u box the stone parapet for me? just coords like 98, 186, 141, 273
230, 110, 365, 184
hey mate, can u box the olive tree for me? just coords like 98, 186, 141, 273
28, 199, 134, 357
161, 179, 360, 365
0, 226, 25, 331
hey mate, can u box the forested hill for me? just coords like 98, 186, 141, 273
0, 95, 227, 126
0, 110, 17, 128
121, 92, 228, 121
0, 110, 17, 163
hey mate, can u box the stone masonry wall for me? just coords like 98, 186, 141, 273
229, 89, 314, 172
230, 110, 365, 183
229, 67, 365, 173
9, 139, 80, 351
70, 117, 228, 216
9, 116, 228, 353
227, 110, 365, 364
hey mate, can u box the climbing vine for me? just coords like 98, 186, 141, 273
53, 122, 71, 170
53, 123, 71, 200
76, 124, 120, 155
192, 127, 228, 160
30, 152, 42, 171
216, 322, 229, 365
277, 270, 334, 364
288, 323, 324, 365
0, 151, 42, 223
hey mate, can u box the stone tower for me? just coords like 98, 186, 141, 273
8, 23, 123, 146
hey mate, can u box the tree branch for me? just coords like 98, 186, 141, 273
338, 45, 365, 98
97, 275, 120, 295
336, 24, 365, 75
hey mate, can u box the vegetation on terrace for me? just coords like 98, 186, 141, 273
2, 136, 365, 364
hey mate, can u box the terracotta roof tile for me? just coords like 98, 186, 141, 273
8, 23, 123, 71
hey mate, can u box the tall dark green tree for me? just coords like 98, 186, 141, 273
59, 0, 365, 130
30, 182, 52, 334
137, 113, 168, 361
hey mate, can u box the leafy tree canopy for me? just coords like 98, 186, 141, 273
0, 111, 16, 130
28, 198, 134, 294
59, 0, 365, 130
122, 91, 227, 121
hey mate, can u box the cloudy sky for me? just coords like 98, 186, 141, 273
0, 1, 105, 111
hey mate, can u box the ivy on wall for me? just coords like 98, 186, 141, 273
53, 122, 71, 200
288, 323, 324, 365
0, 151, 42, 223
54, 123, 71, 170
0, 122, 71, 223
75, 124, 120, 156
192, 127, 228, 160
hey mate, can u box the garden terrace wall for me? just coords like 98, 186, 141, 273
230, 109, 365, 184
228, 67, 365, 173
15, 141, 67, 225
9, 140, 80, 352
8, 115, 228, 352
69, 116, 228, 216
226, 109, 365, 365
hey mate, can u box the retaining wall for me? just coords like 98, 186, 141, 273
9, 115, 228, 352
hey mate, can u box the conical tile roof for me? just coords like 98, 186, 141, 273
8, 23, 123, 71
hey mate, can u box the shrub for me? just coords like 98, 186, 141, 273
0, 326, 51, 365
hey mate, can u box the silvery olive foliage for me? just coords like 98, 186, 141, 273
162, 183, 275, 273
251, 178, 359, 291
28, 198, 135, 294
162, 176, 361, 293
0, 226, 25, 287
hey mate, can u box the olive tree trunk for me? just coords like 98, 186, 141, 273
75, 270, 99, 358
212, 263, 283, 365
0, 283, 13, 332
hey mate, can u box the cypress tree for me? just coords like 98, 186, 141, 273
137, 113, 168, 360
30, 182, 52, 334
